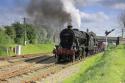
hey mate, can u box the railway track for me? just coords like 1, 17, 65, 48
0, 55, 55, 83
0, 55, 51, 70
20, 54, 99, 83
5, 59, 82, 83
0, 52, 102, 83
0, 55, 83, 83
23, 59, 82, 83
0, 53, 96, 83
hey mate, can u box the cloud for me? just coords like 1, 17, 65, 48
0, 7, 26, 26
95, 0, 125, 10
80, 18, 120, 36
111, 3, 125, 10
74, 0, 125, 10
80, 12, 109, 22
0, 0, 122, 37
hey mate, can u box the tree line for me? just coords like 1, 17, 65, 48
0, 22, 52, 46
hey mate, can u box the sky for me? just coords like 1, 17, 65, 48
0, 0, 125, 37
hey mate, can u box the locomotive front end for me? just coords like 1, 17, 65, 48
53, 25, 76, 62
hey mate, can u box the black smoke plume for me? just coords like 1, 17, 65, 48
27, 0, 73, 42
27, 0, 72, 28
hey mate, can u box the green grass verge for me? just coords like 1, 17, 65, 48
0, 44, 54, 56
64, 45, 125, 83
22, 44, 54, 55
0, 44, 16, 56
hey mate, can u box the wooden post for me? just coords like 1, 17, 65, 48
6, 48, 8, 56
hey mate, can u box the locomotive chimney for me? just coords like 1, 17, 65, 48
67, 24, 73, 29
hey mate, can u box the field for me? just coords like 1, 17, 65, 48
64, 45, 125, 83
0, 43, 54, 56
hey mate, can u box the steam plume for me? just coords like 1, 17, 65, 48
27, 0, 82, 28
27, 0, 82, 42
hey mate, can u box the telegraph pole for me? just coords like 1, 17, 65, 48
23, 17, 27, 45
122, 28, 124, 38
23, 17, 26, 24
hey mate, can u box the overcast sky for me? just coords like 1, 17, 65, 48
0, 0, 125, 37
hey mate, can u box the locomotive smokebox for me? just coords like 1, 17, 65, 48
67, 25, 73, 29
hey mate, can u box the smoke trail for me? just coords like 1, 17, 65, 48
27, 0, 83, 42
27, 0, 82, 28
27, 0, 71, 29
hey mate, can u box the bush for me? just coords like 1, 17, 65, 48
108, 43, 116, 50
0, 29, 13, 45
0, 46, 7, 56
0, 29, 13, 56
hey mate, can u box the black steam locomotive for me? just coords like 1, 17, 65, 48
53, 25, 104, 62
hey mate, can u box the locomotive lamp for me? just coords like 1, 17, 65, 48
105, 29, 115, 50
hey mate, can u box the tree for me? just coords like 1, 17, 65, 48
25, 24, 36, 44
12, 22, 36, 44
12, 22, 25, 44
0, 28, 14, 56
5, 26, 16, 40
0, 28, 12, 45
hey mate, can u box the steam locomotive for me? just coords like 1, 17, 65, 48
53, 25, 104, 62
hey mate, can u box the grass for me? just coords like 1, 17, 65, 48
0, 43, 54, 56
64, 45, 125, 83
0, 44, 15, 56
22, 44, 54, 55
